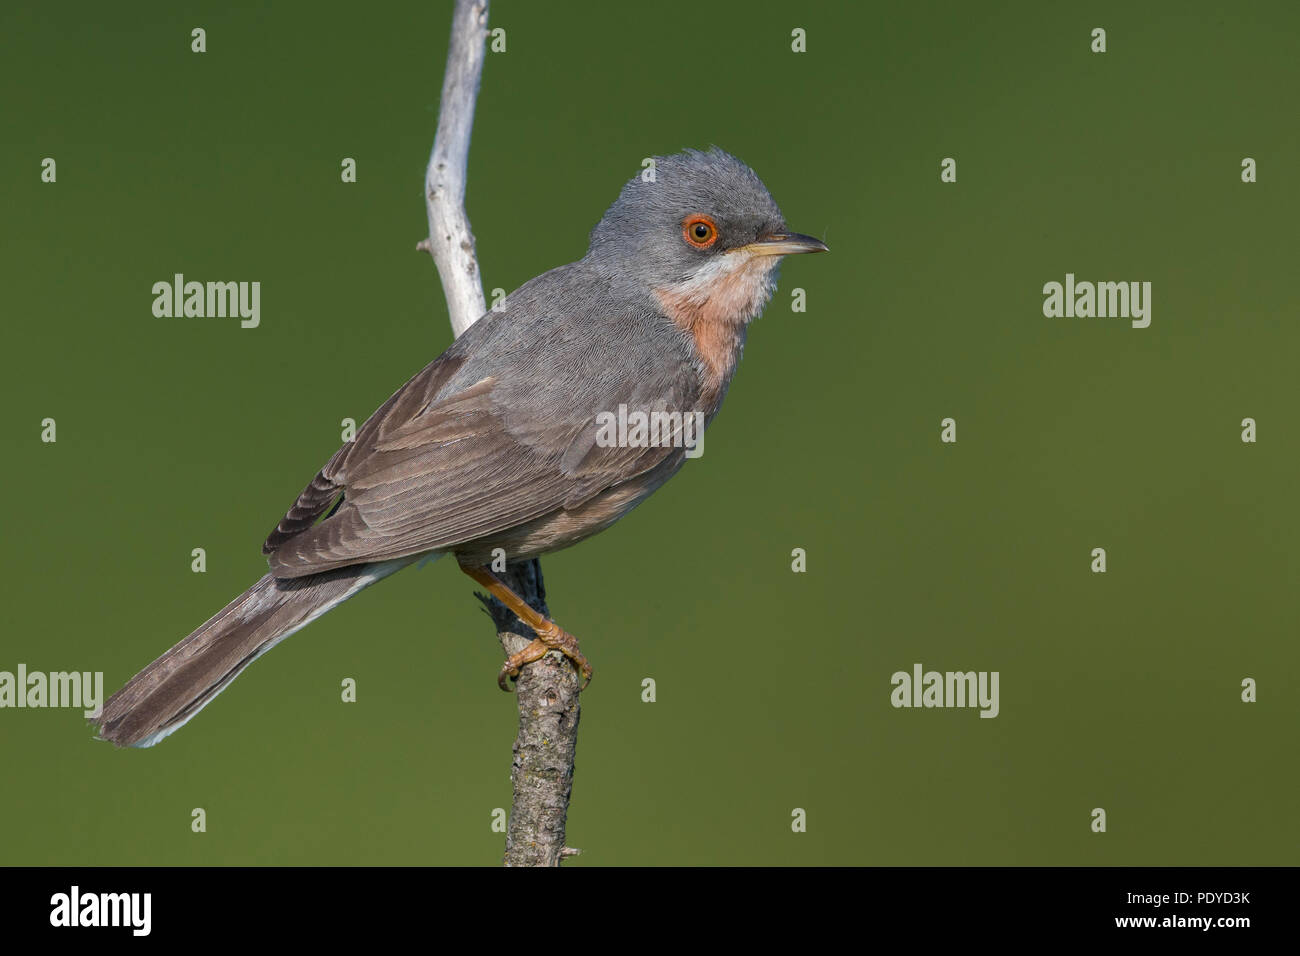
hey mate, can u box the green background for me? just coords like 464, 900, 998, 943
1, 0, 1295, 865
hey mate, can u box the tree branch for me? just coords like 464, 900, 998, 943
420, 0, 488, 331
475, 562, 582, 867
421, 0, 581, 868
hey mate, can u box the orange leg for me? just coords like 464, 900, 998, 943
459, 563, 593, 691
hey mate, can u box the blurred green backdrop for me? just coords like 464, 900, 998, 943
1, 0, 1296, 865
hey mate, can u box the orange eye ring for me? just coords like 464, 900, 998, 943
682, 214, 719, 249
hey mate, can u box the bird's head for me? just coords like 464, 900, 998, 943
586, 148, 827, 328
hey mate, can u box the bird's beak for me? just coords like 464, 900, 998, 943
743, 232, 829, 257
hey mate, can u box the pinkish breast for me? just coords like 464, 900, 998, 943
654, 252, 779, 408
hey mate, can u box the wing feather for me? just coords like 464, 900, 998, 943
262, 274, 704, 578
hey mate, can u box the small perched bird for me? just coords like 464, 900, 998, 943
93, 148, 827, 747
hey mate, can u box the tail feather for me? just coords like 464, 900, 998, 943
93, 557, 416, 748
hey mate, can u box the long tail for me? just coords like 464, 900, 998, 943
92, 557, 417, 748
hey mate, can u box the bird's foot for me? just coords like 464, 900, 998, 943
497, 620, 593, 691
458, 562, 593, 691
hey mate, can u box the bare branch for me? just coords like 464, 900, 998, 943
423, 0, 582, 868
424, 0, 489, 334
475, 562, 581, 867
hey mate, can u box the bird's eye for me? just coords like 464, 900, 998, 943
682, 214, 719, 249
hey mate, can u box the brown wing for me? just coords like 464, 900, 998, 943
262, 352, 469, 556
263, 353, 695, 578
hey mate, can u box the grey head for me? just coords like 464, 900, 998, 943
584, 147, 827, 296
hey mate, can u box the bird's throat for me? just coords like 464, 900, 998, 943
655, 252, 779, 406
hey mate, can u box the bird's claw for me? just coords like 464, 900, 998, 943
496, 624, 593, 692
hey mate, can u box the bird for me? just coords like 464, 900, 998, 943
92, 147, 828, 748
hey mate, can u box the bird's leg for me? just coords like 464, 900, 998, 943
459, 562, 593, 691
